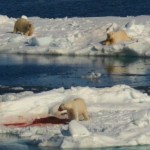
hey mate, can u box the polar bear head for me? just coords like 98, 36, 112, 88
58, 103, 72, 111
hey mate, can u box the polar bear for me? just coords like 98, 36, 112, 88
13, 18, 34, 36
58, 98, 89, 121
102, 30, 131, 45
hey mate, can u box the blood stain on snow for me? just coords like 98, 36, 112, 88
3, 116, 70, 127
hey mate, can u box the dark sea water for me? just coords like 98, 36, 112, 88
0, 54, 150, 95
0, 0, 150, 18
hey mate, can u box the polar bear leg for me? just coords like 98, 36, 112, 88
68, 111, 75, 120
82, 110, 89, 120
25, 30, 33, 36
24, 31, 30, 36
72, 108, 79, 121
13, 26, 17, 33
102, 40, 111, 45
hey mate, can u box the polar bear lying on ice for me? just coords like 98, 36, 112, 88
102, 30, 131, 45
13, 17, 34, 36
58, 98, 89, 121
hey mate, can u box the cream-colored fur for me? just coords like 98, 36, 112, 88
13, 18, 34, 36
102, 30, 131, 45
58, 98, 89, 121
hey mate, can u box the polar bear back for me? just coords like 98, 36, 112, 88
109, 30, 131, 43
64, 98, 87, 112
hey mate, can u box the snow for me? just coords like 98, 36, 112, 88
0, 84, 150, 148
0, 15, 150, 56
68, 120, 90, 138
1, 14, 150, 148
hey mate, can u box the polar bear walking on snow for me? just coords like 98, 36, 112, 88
58, 98, 89, 121
13, 17, 34, 36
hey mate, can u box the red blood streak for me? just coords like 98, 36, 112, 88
32, 116, 69, 124
3, 116, 70, 127
4, 123, 26, 126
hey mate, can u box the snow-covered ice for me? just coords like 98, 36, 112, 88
0, 15, 150, 56
0, 84, 150, 148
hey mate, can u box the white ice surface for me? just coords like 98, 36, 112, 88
1, 15, 150, 56
0, 84, 150, 148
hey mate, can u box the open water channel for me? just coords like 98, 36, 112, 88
0, 54, 150, 95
